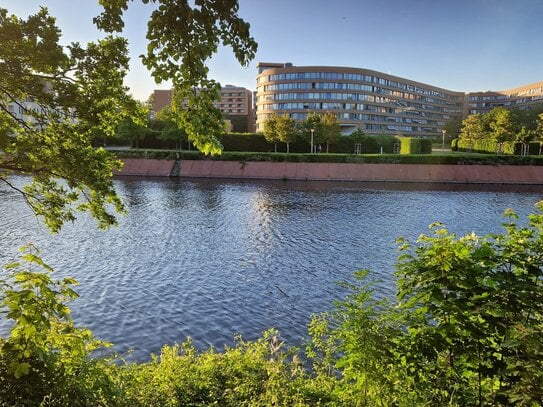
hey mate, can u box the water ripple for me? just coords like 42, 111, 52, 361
1, 177, 541, 360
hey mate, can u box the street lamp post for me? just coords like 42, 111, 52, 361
442, 129, 446, 152
310, 128, 315, 154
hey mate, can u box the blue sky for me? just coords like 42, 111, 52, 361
4, 0, 543, 101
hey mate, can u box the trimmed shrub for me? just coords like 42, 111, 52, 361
451, 138, 459, 152
112, 132, 441, 156
398, 137, 432, 154
457, 139, 515, 155
220, 133, 270, 152
223, 115, 250, 132
220, 133, 404, 154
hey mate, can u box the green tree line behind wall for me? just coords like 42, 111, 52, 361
452, 105, 543, 154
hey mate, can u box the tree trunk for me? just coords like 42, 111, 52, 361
326, 141, 330, 153
286, 142, 290, 154
274, 142, 277, 153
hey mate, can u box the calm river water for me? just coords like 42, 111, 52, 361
1, 176, 542, 360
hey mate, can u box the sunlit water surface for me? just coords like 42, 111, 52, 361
1, 176, 541, 360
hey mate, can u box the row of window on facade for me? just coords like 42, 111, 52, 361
256, 91, 462, 112
257, 83, 461, 106
468, 93, 543, 103
257, 101, 461, 116
222, 98, 247, 102
468, 94, 543, 109
256, 120, 443, 135
220, 103, 246, 108
257, 71, 453, 100
221, 92, 247, 97
258, 111, 444, 126
223, 109, 245, 114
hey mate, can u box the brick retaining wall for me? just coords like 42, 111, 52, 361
117, 158, 543, 184
116, 158, 175, 176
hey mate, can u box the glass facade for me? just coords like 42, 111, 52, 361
255, 65, 464, 136
466, 84, 543, 114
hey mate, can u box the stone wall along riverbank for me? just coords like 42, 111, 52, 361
116, 158, 543, 184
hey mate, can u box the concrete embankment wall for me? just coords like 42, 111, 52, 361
117, 158, 175, 176
116, 158, 543, 184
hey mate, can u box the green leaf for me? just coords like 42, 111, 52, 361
12, 362, 30, 378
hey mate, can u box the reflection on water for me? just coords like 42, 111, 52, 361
1, 176, 541, 360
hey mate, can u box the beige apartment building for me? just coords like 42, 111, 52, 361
151, 85, 254, 132
255, 62, 543, 137
466, 81, 543, 115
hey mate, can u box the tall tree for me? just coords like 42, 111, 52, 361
536, 113, 543, 155
95, 0, 257, 156
0, 6, 137, 232
263, 113, 280, 152
154, 106, 188, 151
116, 101, 150, 148
443, 118, 462, 139
489, 107, 515, 144
321, 111, 341, 153
1, 1, 257, 231
299, 112, 324, 152
536, 112, 543, 141
511, 104, 543, 132
460, 114, 485, 146
275, 114, 297, 153
515, 126, 535, 144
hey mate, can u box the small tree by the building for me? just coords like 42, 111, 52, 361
489, 107, 515, 144
299, 113, 324, 152
263, 114, 280, 152
460, 114, 485, 147
154, 106, 188, 150
321, 111, 341, 153
275, 114, 297, 153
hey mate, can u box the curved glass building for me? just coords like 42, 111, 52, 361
256, 62, 543, 137
256, 62, 466, 137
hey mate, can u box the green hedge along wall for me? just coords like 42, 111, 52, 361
456, 139, 542, 155
218, 134, 423, 155
108, 130, 435, 155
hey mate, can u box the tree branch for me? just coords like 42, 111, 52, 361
0, 176, 41, 213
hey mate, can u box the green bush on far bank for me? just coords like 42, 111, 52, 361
218, 133, 402, 154
456, 138, 543, 156
108, 130, 436, 155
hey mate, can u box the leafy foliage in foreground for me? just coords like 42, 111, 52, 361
2, 204, 543, 406
0, 6, 134, 232
0, 245, 117, 406
320, 203, 543, 406
1, 0, 258, 231
118, 332, 333, 407
0, 248, 335, 406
